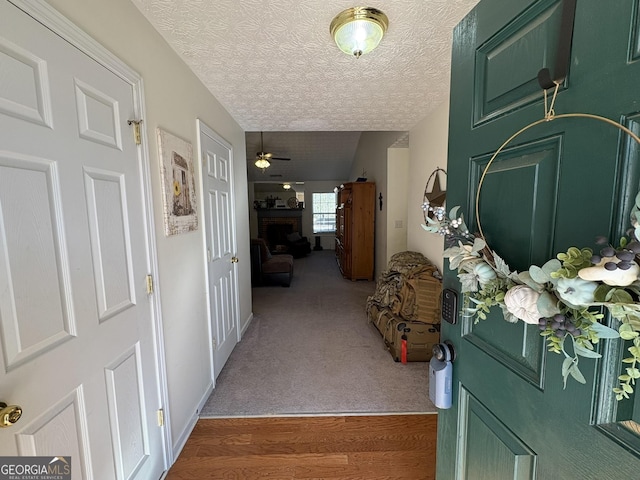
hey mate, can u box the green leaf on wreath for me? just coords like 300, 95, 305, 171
499, 303, 519, 324
619, 323, 639, 340
594, 284, 613, 302
590, 321, 621, 339
608, 289, 634, 304
562, 356, 573, 375
627, 316, 640, 331
574, 343, 602, 359
458, 272, 479, 293
562, 357, 574, 388
626, 367, 640, 379
529, 265, 549, 284
543, 261, 561, 285
628, 345, 640, 358
567, 247, 582, 258
569, 364, 587, 384
492, 253, 512, 277
537, 291, 561, 317
471, 237, 486, 253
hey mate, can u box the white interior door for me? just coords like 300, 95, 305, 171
198, 121, 239, 381
0, 2, 165, 478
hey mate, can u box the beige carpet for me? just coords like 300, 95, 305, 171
200, 250, 437, 417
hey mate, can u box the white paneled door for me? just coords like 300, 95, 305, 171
198, 121, 239, 380
0, 2, 165, 479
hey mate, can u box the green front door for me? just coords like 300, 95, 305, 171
438, 0, 640, 478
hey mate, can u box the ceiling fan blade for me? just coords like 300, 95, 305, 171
256, 132, 289, 160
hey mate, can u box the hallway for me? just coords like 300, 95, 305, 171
201, 250, 436, 417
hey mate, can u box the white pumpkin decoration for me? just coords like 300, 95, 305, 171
578, 255, 640, 287
503, 285, 542, 325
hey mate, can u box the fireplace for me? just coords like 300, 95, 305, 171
266, 223, 294, 247
257, 210, 303, 249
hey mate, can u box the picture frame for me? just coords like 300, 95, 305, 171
157, 127, 198, 236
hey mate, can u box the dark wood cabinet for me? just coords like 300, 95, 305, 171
335, 182, 375, 280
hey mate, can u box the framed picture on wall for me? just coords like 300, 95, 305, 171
157, 127, 198, 236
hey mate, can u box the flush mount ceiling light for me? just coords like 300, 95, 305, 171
330, 7, 389, 58
283, 183, 292, 190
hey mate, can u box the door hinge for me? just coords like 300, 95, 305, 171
146, 274, 154, 295
212, 337, 217, 350
127, 119, 143, 145
157, 408, 164, 427
202, 153, 206, 167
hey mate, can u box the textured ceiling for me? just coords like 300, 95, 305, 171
131, 0, 480, 181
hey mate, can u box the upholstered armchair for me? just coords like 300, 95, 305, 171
250, 238, 293, 287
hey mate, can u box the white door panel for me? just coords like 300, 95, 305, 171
0, 2, 164, 479
199, 121, 239, 380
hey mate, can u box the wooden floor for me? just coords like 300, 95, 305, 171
165, 414, 437, 479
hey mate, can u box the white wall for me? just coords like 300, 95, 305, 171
387, 148, 410, 262
45, 0, 252, 456
407, 101, 449, 273
350, 132, 409, 279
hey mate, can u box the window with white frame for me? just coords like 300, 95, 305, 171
312, 192, 336, 233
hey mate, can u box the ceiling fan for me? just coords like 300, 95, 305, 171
255, 132, 290, 170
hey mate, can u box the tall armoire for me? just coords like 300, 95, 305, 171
335, 182, 375, 280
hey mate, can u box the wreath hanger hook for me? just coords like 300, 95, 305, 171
543, 82, 561, 120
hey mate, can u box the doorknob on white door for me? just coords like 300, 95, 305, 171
0, 402, 22, 427
231, 256, 239, 263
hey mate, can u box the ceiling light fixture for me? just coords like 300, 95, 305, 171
330, 7, 389, 58
255, 158, 270, 171
283, 183, 291, 190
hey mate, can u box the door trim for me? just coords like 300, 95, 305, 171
196, 119, 241, 385
8, 0, 172, 468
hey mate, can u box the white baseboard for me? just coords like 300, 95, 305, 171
170, 381, 215, 464
240, 312, 254, 338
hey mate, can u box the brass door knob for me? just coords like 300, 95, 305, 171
231, 257, 239, 263
0, 402, 22, 427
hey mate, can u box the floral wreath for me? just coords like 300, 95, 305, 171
422, 86, 640, 401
